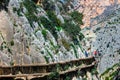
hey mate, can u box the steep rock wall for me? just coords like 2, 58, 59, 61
0, 0, 85, 66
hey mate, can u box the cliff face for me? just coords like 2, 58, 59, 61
77, 0, 120, 75
0, 0, 85, 66
56, 0, 120, 76
0, 0, 120, 79
72, 0, 120, 28
91, 9, 120, 74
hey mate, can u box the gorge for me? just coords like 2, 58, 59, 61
0, 0, 120, 80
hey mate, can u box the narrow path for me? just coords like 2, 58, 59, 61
0, 56, 97, 80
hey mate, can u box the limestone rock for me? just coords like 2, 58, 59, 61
72, 0, 120, 28
0, 10, 13, 42
98, 52, 120, 74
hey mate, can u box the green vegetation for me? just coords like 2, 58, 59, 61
0, 41, 6, 50
22, 0, 84, 42
61, 20, 81, 38
7, 48, 12, 53
17, 8, 22, 16
23, 0, 38, 27
78, 32, 85, 41
50, 40, 56, 48
64, 65, 69, 70
42, 29, 47, 39
13, 7, 17, 12
0, 41, 12, 54
41, 11, 61, 39
47, 11, 62, 27
65, 76, 71, 80
50, 40, 59, 54
10, 40, 14, 46
40, 17, 51, 29
62, 11, 84, 42
46, 49, 54, 62
56, 64, 61, 72
13, 23, 18, 27
101, 63, 119, 76
39, 11, 61, 40
13, 7, 22, 16
105, 77, 109, 80
70, 11, 83, 25
48, 72, 59, 80
91, 68, 98, 75
101, 63, 120, 80
12, 0, 85, 62
40, 9, 84, 42
55, 26, 62, 31
42, 0, 55, 11
61, 17, 84, 44
71, 44, 78, 58
61, 39, 70, 51
44, 56, 49, 63
108, 22, 112, 24
10, 60, 14, 66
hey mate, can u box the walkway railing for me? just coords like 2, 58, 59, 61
0, 56, 97, 80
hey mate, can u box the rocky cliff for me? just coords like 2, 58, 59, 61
0, 0, 85, 66
91, 9, 120, 73
0, 0, 120, 80
72, 0, 120, 28
76, 0, 120, 78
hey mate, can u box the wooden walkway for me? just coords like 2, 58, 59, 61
0, 56, 97, 80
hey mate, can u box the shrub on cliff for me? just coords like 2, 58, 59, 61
70, 11, 83, 25
61, 19, 84, 43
